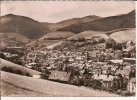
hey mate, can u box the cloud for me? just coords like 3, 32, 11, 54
1, 1, 135, 23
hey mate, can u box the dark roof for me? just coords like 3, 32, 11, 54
48, 71, 71, 82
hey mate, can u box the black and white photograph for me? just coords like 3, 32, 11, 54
0, 0, 136, 97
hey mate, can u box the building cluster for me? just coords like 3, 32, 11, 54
20, 40, 136, 95
1, 39, 136, 95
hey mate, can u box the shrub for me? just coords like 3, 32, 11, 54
92, 84, 97, 89
0, 53, 6, 59
14, 69, 23, 75
1, 66, 14, 73
2, 67, 22, 75
25, 72, 31, 77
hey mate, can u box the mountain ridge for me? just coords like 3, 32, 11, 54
42, 15, 101, 31
0, 14, 50, 39
57, 10, 136, 33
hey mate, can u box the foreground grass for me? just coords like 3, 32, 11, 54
1, 81, 46, 96
1, 71, 120, 97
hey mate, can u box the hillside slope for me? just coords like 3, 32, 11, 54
0, 14, 50, 39
58, 10, 135, 33
43, 15, 101, 31
1, 71, 119, 96
0, 32, 29, 47
40, 31, 75, 39
26, 39, 61, 47
110, 28, 136, 43
68, 30, 109, 40
26, 31, 75, 47
0, 58, 41, 76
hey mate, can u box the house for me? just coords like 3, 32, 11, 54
92, 74, 113, 88
126, 40, 134, 47
107, 60, 123, 65
77, 64, 85, 70
94, 67, 102, 75
25, 62, 36, 69
92, 74, 119, 89
89, 53, 97, 61
6, 47, 23, 50
48, 70, 71, 83
123, 46, 134, 52
123, 58, 136, 65
92, 36, 102, 42
116, 70, 125, 77
3, 52, 11, 58
127, 78, 136, 93
26, 53, 36, 61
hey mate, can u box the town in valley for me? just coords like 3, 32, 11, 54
0, 1, 136, 97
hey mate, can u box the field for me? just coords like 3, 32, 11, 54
1, 80, 45, 96
110, 28, 136, 42
26, 39, 61, 47
68, 30, 109, 40
0, 58, 41, 76
47, 30, 108, 49
1, 71, 120, 97
26, 31, 75, 47
40, 31, 75, 39
0, 32, 29, 47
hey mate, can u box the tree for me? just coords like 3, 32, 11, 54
90, 80, 102, 90
0, 53, 6, 59
112, 44, 117, 50
92, 38, 98, 45
106, 38, 116, 49
25, 72, 31, 77
116, 43, 122, 50
78, 37, 86, 42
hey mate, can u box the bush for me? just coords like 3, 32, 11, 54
0, 53, 6, 59
70, 77, 79, 86
92, 84, 97, 89
101, 86, 107, 91
78, 37, 86, 42
24, 72, 31, 77
14, 69, 23, 75
1, 66, 24, 76
1, 66, 14, 73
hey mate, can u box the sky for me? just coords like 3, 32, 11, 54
1, 1, 135, 23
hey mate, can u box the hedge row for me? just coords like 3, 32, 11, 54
1, 66, 31, 77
